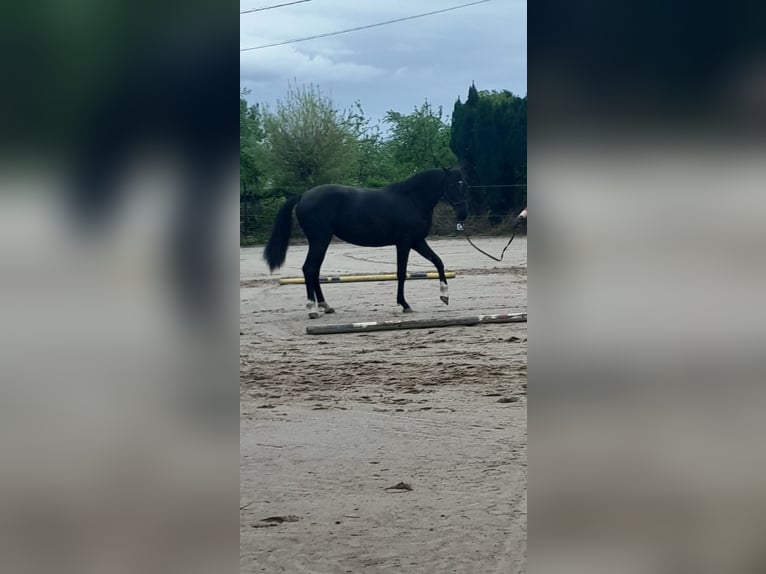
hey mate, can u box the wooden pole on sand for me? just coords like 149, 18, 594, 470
280, 271, 456, 285
306, 312, 526, 335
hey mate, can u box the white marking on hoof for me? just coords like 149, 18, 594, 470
307, 300, 319, 319
440, 281, 449, 305
318, 302, 335, 314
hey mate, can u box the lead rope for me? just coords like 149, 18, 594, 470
456, 207, 526, 262
459, 225, 515, 262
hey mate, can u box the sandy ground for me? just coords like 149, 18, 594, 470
240, 237, 527, 573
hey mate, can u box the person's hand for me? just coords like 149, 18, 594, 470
512, 208, 527, 229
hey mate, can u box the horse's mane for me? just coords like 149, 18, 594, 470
387, 168, 446, 195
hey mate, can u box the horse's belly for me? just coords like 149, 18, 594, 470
334, 228, 393, 247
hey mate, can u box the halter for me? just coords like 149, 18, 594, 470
449, 196, 467, 212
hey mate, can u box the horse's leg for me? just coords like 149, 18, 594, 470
396, 242, 413, 313
311, 235, 335, 314
302, 241, 321, 319
302, 231, 335, 318
302, 260, 318, 319
412, 238, 449, 305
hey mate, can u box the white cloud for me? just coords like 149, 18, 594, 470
239, 0, 526, 122
240, 44, 386, 85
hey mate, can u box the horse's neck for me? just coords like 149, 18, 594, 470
403, 171, 442, 212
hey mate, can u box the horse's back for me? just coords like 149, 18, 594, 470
296, 184, 416, 246
296, 184, 356, 221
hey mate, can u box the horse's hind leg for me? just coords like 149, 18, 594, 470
315, 282, 334, 314
412, 239, 449, 305
302, 234, 333, 318
302, 254, 319, 319
314, 267, 334, 315
314, 239, 334, 313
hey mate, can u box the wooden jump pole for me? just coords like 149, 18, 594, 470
306, 312, 526, 335
280, 271, 456, 285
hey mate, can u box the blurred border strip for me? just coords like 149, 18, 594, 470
529, 1, 766, 573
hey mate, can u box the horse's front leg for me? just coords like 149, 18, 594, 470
412, 239, 449, 305
396, 243, 412, 313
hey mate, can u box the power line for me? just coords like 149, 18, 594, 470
240, 0, 312, 15
240, 0, 492, 52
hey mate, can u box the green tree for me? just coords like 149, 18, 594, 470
384, 101, 457, 179
344, 101, 393, 188
240, 89, 263, 191
261, 82, 357, 192
451, 84, 527, 217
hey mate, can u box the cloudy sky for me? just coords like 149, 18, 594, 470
240, 0, 526, 125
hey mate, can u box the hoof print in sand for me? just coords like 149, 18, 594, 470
252, 515, 301, 528
384, 482, 413, 492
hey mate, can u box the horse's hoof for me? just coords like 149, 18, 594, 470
308, 312, 319, 319
403, 307, 414, 314
323, 307, 335, 314
440, 296, 449, 305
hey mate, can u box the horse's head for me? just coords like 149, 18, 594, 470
442, 167, 468, 223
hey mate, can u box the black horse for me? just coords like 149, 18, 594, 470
264, 168, 468, 318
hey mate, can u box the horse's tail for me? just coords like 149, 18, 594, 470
263, 194, 301, 272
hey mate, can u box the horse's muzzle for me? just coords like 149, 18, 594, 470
449, 198, 468, 223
